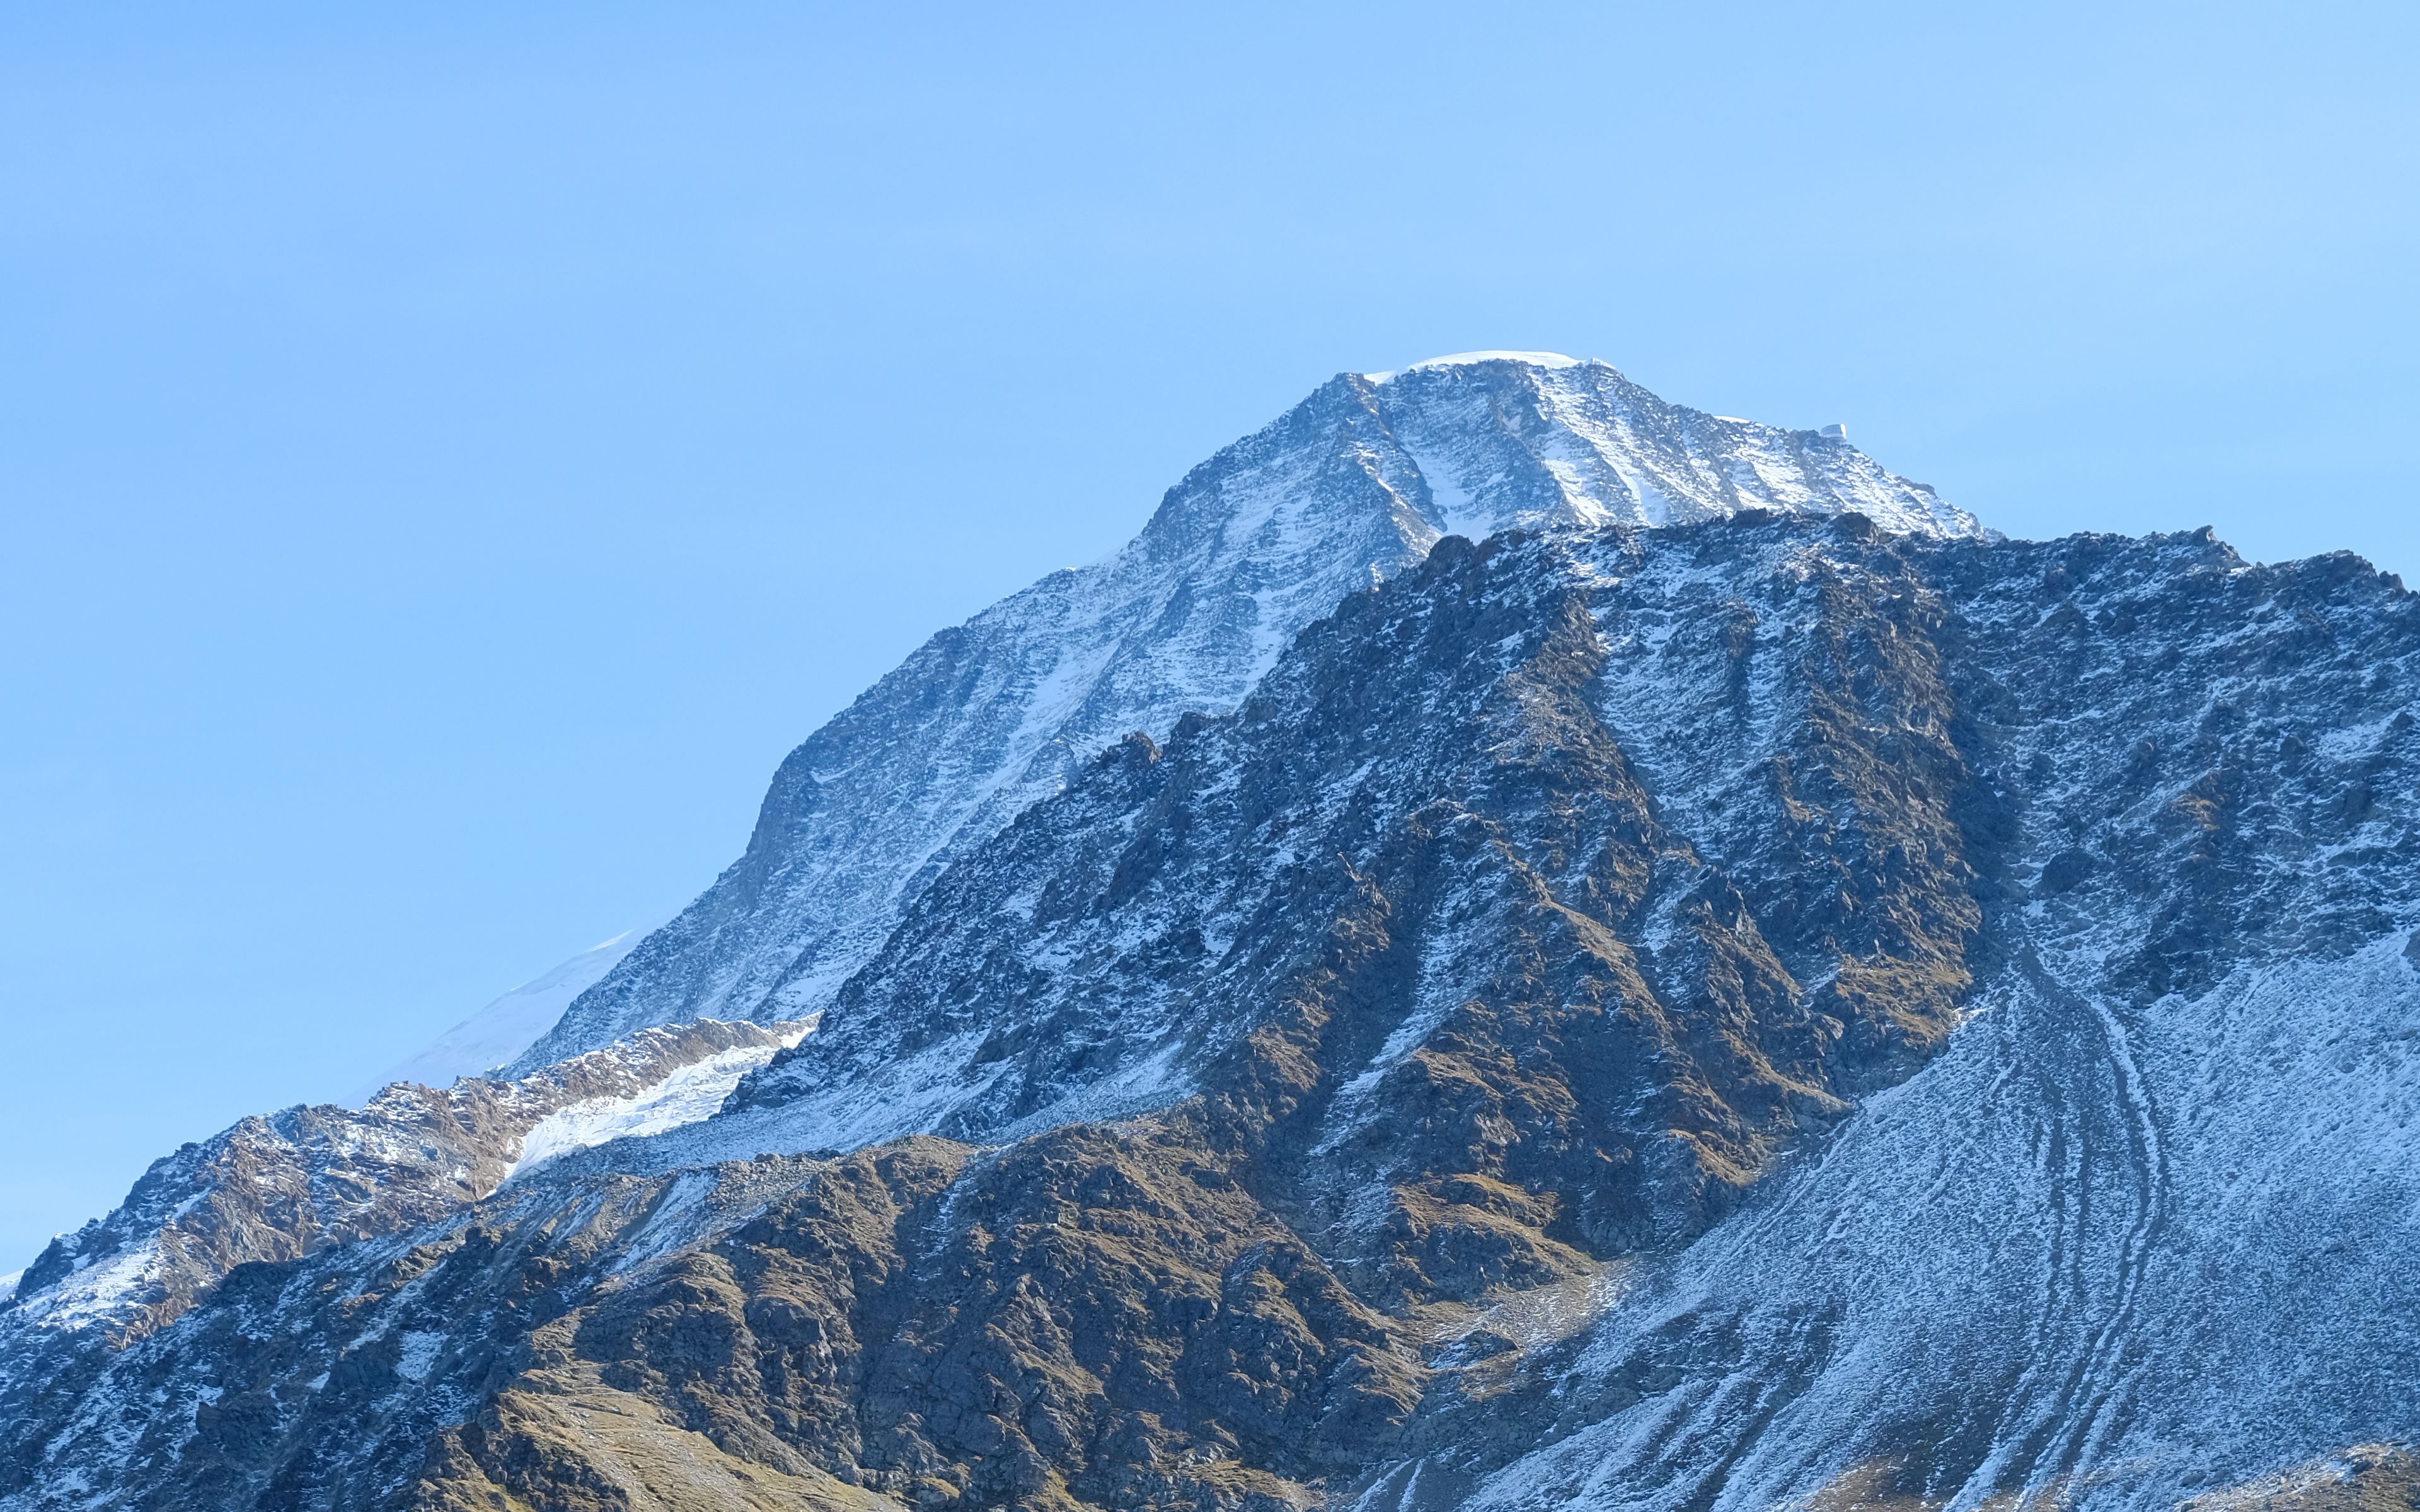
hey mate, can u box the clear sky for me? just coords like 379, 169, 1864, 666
4, 1, 2416, 1269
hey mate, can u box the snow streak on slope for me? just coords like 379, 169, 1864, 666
524, 356, 1976, 1068
502, 1019, 814, 1181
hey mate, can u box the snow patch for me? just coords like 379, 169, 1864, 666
393, 1329, 443, 1383
504, 1024, 812, 1182
11, 1240, 158, 1331
1470, 935, 2420, 1512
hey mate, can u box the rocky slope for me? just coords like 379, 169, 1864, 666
8, 501, 2417, 1512
686, 519, 1988, 1268
1450, 531, 2420, 1512
4, 1017, 804, 1347
517, 355, 1976, 1071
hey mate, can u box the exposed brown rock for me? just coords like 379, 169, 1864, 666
9, 1017, 804, 1343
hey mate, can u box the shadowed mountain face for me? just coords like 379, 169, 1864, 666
10, 503, 2418, 1512
519, 357, 1976, 1074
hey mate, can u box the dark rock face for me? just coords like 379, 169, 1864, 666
8, 513, 2420, 1512
1, 1134, 1422, 1512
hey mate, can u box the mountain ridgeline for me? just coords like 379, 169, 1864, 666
6, 355, 2417, 1512
515, 354, 1975, 1072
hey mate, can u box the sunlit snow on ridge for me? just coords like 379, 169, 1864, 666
1363, 350, 1587, 384
8, 1240, 157, 1332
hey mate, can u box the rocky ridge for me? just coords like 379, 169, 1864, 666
518, 355, 1976, 1072
5, 1017, 804, 1347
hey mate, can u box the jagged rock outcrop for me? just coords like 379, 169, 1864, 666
1437, 529, 2420, 1512
676, 520, 1991, 1309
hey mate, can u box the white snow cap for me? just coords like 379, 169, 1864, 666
1364, 351, 1588, 384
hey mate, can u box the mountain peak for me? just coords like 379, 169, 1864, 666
23, 348, 2420, 1512
517, 357, 1982, 1066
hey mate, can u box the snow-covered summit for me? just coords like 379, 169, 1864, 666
518, 355, 1978, 1065
1341, 353, 1976, 537
1365, 350, 1589, 381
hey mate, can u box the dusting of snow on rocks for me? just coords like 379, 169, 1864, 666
1, 1016, 804, 1343
524, 355, 1976, 1068
20, 358, 2419, 1512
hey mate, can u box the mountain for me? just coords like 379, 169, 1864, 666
9, 355, 2416, 1512
516, 355, 1976, 1071
9, 499, 2417, 1511
349, 929, 651, 1104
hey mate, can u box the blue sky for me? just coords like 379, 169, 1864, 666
3, 1, 2416, 1268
